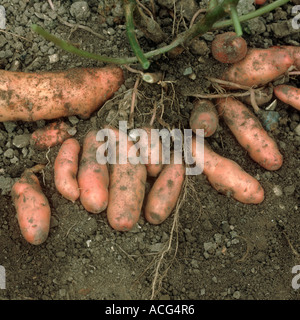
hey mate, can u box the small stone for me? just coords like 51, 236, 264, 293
3, 148, 14, 159
295, 124, 300, 136
273, 185, 283, 197
68, 116, 79, 125
3, 121, 17, 133
233, 291, 241, 299
49, 53, 59, 64
204, 242, 216, 253
56, 251, 66, 258
214, 233, 222, 244
12, 134, 31, 148
284, 185, 295, 196
107, 27, 115, 36
190, 39, 209, 56
0, 5, 6, 29
183, 67, 193, 76
59, 288, 66, 297
221, 221, 231, 233
70, 1, 90, 21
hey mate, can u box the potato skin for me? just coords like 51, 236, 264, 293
31, 121, 75, 150
145, 157, 185, 225
139, 126, 163, 177
106, 127, 147, 231
0, 66, 124, 121
211, 32, 247, 64
11, 171, 51, 245
274, 85, 300, 111
78, 130, 109, 214
54, 138, 80, 202
221, 48, 293, 88
189, 99, 219, 137
192, 137, 264, 204
280, 46, 300, 70
216, 97, 283, 171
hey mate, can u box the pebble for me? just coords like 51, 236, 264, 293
233, 291, 241, 299
295, 124, 300, 136
3, 148, 14, 159
56, 251, 66, 258
284, 185, 295, 196
203, 242, 216, 253
49, 53, 59, 64
0, 5, 6, 29
70, 1, 90, 20
183, 67, 193, 76
221, 221, 231, 233
3, 121, 17, 133
12, 134, 31, 148
273, 185, 283, 197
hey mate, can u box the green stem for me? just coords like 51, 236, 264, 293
213, 0, 290, 29
123, 0, 150, 70
31, 24, 138, 65
230, 5, 243, 36
31, 0, 289, 66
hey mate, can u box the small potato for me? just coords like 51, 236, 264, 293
211, 32, 248, 64
216, 97, 283, 171
106, 127, 147, 231
145, 154, 185, 225
189, 99, 219, 137
30, 121, 76, 150
78, 130, 109, 214
274, 85, 300, 111
221, 47, 294, 88
54, 138, 80, 202
192, 137, 265, 204
11, 171, 51, 245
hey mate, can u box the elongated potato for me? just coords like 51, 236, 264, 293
30, 121, 76, 150
189, 99, 219, 137
78, 130, 109, 214
106, 127, 147, 231
274, 85, 300, 111
221, 47, 293, 88
138, 126, 163, 177
0, 66, 124, 121
145, 154, 185, 225
54, 138, 80, 202
216, 97, 283, 171
192, 137, 264, 204
11, 170, 51, 245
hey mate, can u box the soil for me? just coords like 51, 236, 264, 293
0, 0, 299, 302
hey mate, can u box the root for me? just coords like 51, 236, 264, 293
128, 76, 141, 129
149, 178, 188, 300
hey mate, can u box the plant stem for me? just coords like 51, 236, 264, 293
31, 24, 138, 65
212, 0, 290, 29
31, 0, 290, 66
230, 5, 243, 36
123, 0, 150, 69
